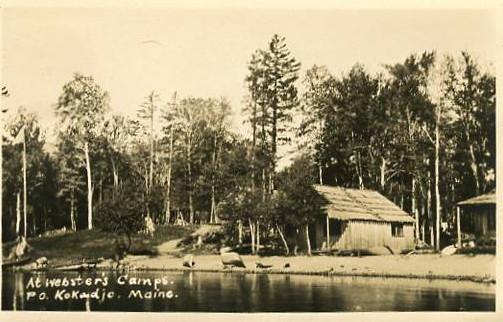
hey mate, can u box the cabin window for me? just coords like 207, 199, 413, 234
391, 223, 404, 237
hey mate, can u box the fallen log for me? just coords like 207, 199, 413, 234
53, 263, 97, 271
2, 255, 32, 269
256, 262, 272, 269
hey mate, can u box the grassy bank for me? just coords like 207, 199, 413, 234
2, 226, 192, 267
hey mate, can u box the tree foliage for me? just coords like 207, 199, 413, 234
54, 73, 110, 230
1, 39, 495, 255
95, 185, 145, 250
297, 52, 495, 248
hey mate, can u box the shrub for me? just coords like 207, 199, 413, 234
95, 187, 145, 251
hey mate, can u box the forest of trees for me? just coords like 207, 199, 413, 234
1, 35, 495, 253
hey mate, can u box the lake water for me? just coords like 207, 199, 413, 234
1, 270, 495, 312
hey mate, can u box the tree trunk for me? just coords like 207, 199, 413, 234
111, 157, 119, 191
271, 97, 277, 194
70, 199, 75, 231
210, 134, 217, 224
70, 187, 76, 231
238, 220, 243, 244
23, 134, 27, 238
305, 224, 312, 256
149, 102, 154, 192
84, 141, 93, 230
412, 176, 419, 241
188, 188, 194, 224
256, 219, 260, 255
210, 177, 216, 224
144, 166, 149, 191
357, 150, 364, 189
434, 110, 441, 251
421, 204, 426, 242
380, 157, 386, 191
276, 224, 289, 255
262, 169, 267, 201
249, 218, 255, 254
16, 192, 21, 236
0, 118, 2, 225
147, 104, 154, 220
187, 142, 194, 224
427, 169, 433, 247
318, 163, 323, 185
468, 143, 480, 195
165, 123, 174, 225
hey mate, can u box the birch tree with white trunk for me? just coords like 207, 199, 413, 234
55, 73, 109, 230
164, 97, 207, 224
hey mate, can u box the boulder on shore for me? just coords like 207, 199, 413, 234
183, 254, 195, 268
221, 252, 245, 268
441, 245, 458, 256
35, 256, 49, 268
219, 246, 233, 254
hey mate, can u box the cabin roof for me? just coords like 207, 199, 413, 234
314, 185, 415, 223
457, 190, 496, 206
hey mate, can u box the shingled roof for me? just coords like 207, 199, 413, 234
457, 190, 496, 206
314, 185, 415, 223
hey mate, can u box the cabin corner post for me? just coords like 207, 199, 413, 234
456, 206, 461, 248
326, 215, 330, 250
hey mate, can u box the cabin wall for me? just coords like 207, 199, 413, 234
461, 205, 496, 238
316, 218, 414, 253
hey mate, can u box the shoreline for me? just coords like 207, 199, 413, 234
9, 264, 495, 285
13, 253, 492, 284
112, 267, 496, 284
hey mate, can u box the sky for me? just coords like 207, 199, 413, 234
1, 6, 498, 164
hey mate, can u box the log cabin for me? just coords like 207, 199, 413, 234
308, 185, 415, 254
455, 190, 496, 247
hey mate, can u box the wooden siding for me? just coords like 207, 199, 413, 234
461, 205, 496, 238
314, 218, 414, 254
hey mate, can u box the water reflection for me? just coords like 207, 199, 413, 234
1, 270, 495, 312
13, 271, 24, 311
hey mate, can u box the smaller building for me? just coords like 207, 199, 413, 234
456, 190, 496, 246
310, 185, 415, 254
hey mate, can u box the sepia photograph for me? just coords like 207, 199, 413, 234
0, 0, 499, 316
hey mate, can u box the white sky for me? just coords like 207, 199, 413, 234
1, 6, 497, 164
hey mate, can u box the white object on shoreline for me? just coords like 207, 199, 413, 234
441, 245, 457, 256
183, 254, 195, 268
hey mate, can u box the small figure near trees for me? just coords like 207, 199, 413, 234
7, 236, 33, 260
144, 216, 156, 237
